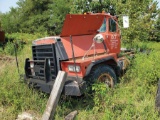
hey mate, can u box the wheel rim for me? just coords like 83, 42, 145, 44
98, 73, 114, 87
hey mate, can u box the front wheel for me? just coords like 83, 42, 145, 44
86, 65, 117, 88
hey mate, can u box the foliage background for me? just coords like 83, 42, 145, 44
0, 0, 160, 42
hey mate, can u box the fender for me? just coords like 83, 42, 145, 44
85, 56, 117, 76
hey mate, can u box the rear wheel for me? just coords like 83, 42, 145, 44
86, 64, 117, 88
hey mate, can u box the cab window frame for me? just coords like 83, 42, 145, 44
109, 18, 117, 32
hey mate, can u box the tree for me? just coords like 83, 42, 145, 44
154, 13, 160, 41
16, 0, 53, 34
1, 7, 20, 33
1, 0, 73, 35
47, 0, 73, 35
70, 0, 115, 14
113, 0, 159, 46
1, 0, 159, 42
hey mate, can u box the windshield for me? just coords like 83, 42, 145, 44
98, 18, 106, 32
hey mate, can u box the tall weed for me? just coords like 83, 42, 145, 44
0, 42, 47, 119
1, 36, 160, 119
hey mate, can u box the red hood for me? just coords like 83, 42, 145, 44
60, 14, 105, 37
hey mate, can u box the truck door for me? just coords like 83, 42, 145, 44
108, 18, 120, 54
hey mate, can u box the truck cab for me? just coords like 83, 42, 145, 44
25, 13, 122, 96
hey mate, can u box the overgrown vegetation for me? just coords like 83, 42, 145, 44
0, 39, 47, 119
0, 35, 160, 120
54, 43, 160, 120
0, 0, 160, 119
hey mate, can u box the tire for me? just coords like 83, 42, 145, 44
86, 64, 117, 88
155, 79, 160, 111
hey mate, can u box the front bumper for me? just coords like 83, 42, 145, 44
24, 75, 87, 96
24, 58, 86, 96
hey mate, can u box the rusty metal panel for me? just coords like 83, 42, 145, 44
0, 31, 5, 43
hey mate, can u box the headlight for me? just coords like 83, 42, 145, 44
30, 61, 34, 68
30, 61, 35, 76
68, 65, 81, 72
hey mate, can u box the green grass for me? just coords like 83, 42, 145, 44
55, 42, 160, 120
0, 43, 48, 119
0, 35, 160, 119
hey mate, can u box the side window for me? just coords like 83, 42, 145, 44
109, 19, 116, 32
98, 18, 106, 32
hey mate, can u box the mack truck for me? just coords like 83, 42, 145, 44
24, 13, 128, 96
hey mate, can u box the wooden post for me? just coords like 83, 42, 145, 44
42, 71, 67, 120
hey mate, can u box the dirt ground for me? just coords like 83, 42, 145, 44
0, 55, 14, 72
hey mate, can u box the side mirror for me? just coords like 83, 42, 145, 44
93, 34, 104, 43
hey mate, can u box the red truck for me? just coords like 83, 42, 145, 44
24, 13, 128, 96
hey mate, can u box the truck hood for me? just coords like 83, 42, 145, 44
60, 14, 105, 37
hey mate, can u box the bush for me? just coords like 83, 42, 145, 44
126, 50, 160, 85
0, 33, 49, 56
3, 41, 15, 55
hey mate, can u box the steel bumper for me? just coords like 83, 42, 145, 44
24, 76, 87, 96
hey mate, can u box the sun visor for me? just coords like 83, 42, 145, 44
60, 14, 105, 37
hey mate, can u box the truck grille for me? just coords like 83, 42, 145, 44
32, 44, 57, 81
